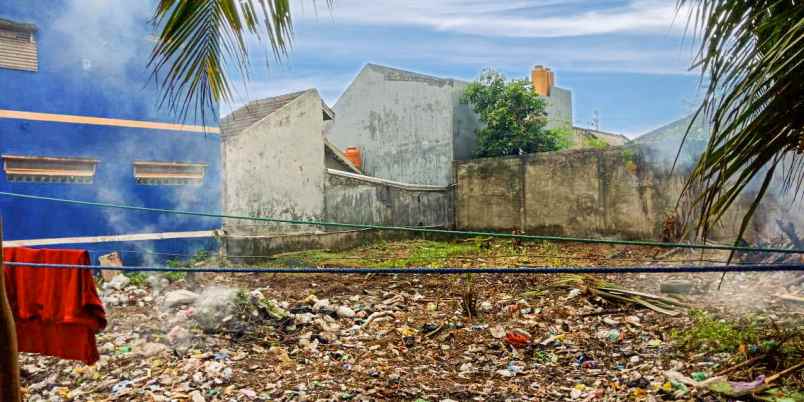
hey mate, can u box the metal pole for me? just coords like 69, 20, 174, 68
0, 217, 22, 402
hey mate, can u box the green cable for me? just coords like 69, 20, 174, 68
1, 190, 800, 255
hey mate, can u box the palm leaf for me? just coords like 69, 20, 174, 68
678, 0, 804, 244
148, 0, 332, 125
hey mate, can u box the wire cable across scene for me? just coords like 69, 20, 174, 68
1, 191, 803, 255
4, 261, 804, 274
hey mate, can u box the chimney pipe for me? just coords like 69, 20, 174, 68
531, 65, 554, 97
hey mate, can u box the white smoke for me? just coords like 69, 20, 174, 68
51, 0, 153, 78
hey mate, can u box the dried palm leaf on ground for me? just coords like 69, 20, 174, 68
532, 274, 689, 315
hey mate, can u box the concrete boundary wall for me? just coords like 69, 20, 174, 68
455, 146, 770, 240
324, 169, 453, 228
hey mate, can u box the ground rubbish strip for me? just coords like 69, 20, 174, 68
4, 261, 804, 274
75, 247, 755, 265
1, 191, 803, 255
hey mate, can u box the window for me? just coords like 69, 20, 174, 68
2, 155, 98, 183
133, 161, 206, 185
0, 19, 38, 72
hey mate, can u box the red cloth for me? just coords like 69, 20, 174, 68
2, 247, 106, 365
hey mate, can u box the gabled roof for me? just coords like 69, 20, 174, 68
573, 126, 629, 144
220, 89, 334, 137
633, 114, 708, 145
363, 63, 462, 88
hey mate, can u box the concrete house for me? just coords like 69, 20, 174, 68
327, 64, 481, 186
0, 2, 221, 263
220, 89, 336, 235
327, 64, 626, 187
219, 88, 454, 245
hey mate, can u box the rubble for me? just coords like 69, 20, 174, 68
163, 289, 200, 308
16, 239, 804, 400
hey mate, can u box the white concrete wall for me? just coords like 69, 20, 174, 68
328, 64, 480, 186
222, 90, 326, 234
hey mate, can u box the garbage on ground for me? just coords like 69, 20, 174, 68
16, 240, 804, 401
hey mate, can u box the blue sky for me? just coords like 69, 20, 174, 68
226, 0, 704, 138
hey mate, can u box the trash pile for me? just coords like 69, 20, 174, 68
16, 240, 804, 401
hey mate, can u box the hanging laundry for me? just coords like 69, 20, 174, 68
2, 247, 107, 365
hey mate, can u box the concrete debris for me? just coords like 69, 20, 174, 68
139, 342, 169, 357
336, 305, 356, 318
106, 274, 130, 290
660, 279, 694, 294
163, 289, 200, 308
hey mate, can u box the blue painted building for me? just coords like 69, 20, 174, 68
0, 1, 221, 264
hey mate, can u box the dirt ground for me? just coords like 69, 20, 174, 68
18, 239, 804, 401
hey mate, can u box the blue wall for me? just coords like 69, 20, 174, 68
0, 1, 221, 261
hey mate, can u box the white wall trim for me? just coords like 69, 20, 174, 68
326, 169, 450, 192
4, 230, 215, 247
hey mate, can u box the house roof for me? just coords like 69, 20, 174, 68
220, 89, 334, 137
0, 18, 37, 33
632, 114, 708, 145
364, 63, 463, 88
573, 126, 630, 144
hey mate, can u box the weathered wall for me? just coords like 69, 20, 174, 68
455, 146, 768, 240
545, 86, 573, 130
221, 90, 326, 234
222, 228, 453, 261
328, 64, 481, 186
324, 169, 452, 228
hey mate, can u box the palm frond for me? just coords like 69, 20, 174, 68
679, 0, 804, 242
149, 0, 332, 125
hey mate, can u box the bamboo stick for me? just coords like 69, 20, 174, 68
0, 217, 21, 401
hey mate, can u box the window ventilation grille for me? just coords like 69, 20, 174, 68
0, 28, 38, 72
134, 161, 206, 185
3, 155, 98, 184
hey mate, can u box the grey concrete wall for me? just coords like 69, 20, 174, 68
324, 169, 452, 228
455, 146, 770, 241
222, 228, 453, 261
545, 86, 573, 130
221, 90, 327, 235
328, 64, 481, 186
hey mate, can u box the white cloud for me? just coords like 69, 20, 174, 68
295, 0, 689, 38
221, 71, 353, 117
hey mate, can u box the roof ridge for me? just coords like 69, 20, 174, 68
220, 89, 315, 136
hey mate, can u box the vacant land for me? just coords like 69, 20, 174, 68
20, 239, 804, 401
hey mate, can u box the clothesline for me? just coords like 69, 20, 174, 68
4, 261, 804, 274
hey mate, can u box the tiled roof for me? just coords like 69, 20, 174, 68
220, 90, 308, 137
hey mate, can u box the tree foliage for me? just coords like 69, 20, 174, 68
680, 0, 804, 239
149, 0, 331, 124
462, 70, 571, 157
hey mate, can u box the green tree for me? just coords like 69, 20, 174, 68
462, 70, 571, 157
680, 0, 804, 239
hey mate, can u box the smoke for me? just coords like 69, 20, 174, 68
50, 0, 160, 118
632, 113, 804, 243
51, 0, 152, 77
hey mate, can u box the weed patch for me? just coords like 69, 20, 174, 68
672, 309, 760, 353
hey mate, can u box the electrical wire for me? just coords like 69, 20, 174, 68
1, 191, 802, 255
